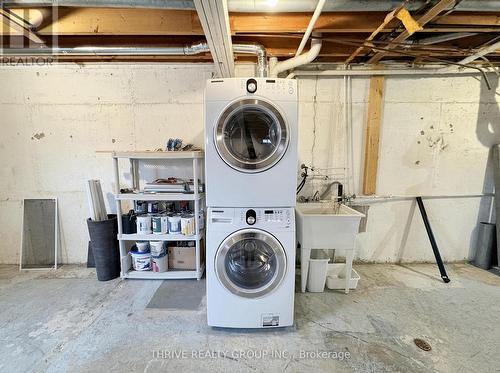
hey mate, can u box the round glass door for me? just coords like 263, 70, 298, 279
215, 229, 287, 298
215, 99, 289, 173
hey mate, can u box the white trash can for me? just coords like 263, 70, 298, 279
307, 258, 330, 292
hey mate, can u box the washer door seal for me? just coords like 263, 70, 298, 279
215, 228, 287, 299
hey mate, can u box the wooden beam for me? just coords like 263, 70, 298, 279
345, 4, 405, 64
1, 8, 497, 37
367, 0, 456, 64
363, 76, 385, 195
11, 8, 204, 35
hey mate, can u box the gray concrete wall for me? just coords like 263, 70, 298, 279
0, 63, 498, 264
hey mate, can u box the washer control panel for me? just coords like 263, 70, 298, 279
238, 208, 293, 228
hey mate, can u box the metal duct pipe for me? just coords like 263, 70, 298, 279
4, 0, 500, 11
0, 43, 209, 56
5, 0, 196, 9
233, 43, 267, 77
0, 41, 269, 76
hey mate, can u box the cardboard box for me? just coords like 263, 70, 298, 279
168, 245, 196, 270
168, 240, 205, 270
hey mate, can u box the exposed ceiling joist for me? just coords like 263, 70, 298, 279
194, 0, 234, 77
0, 9, 498, 37
457, 37, 500, 65
345, 3, 406, 64
367, 0, 457, 64
0, 7, 44, 43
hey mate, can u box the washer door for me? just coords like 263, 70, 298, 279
215, 229, 287, 298
215, 99, 289, 173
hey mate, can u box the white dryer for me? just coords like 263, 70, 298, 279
206, 207, 295, 328
204, 78, 298, 207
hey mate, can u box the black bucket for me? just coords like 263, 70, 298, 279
122, 210, 137, 234
87, 214, 120, 281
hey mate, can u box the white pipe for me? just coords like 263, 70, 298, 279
353, 193, 494, 205
270, 37, 322, 78
456, 40, 500, 66
295, 0, 326, 57
287, 68, 485, 78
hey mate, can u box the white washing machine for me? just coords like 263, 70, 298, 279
205, 78, 298, 207
206, 207, 295, 328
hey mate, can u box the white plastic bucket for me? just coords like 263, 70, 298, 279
150, 240, 165, 256
130, 250, 151, 271
307, 259, 330, 292
135, 241, 149, 252
152, 253, 168, 273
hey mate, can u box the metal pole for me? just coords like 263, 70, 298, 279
415, 196, 450, 283
193, 157, 201, 280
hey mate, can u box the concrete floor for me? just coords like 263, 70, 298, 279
1, 263, 499, 373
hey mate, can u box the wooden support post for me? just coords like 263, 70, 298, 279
362, 76, 385, 195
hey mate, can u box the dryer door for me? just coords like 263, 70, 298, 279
215, 99, 289, 173
215, 229, 287, 298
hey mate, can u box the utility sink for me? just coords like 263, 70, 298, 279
296, 203, 365, 249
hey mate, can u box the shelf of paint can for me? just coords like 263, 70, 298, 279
102, 150, 204, 160
115, 193, 204, 201
118, 230, 204, 242
124, 264, 205, 280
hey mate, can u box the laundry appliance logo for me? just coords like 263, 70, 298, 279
0, 2, 59, 65
153, 349, 352, 361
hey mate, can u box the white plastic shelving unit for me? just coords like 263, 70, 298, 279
111, 150, 205, 280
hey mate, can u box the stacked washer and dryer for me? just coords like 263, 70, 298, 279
204, 78, 298, 328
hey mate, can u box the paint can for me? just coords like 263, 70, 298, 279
168, 214, 181, 234
150, 240, 165, 257
136, 215, 152, 234
152, 215, 163, 235
135, 241, 150, 253
134, 200, 147, 214
181, 214, 196, 236
152, 252, 168, 272
160, 215, 169, 234
147, 201, 159, 214
130, 250, 151, 271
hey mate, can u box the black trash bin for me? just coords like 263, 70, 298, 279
87, 214, 120, 281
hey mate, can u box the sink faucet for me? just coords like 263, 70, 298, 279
318, 181, 343, 202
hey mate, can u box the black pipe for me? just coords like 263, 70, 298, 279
416, 197, 450, 283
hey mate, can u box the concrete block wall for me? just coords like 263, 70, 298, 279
0, 63, 498, 264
